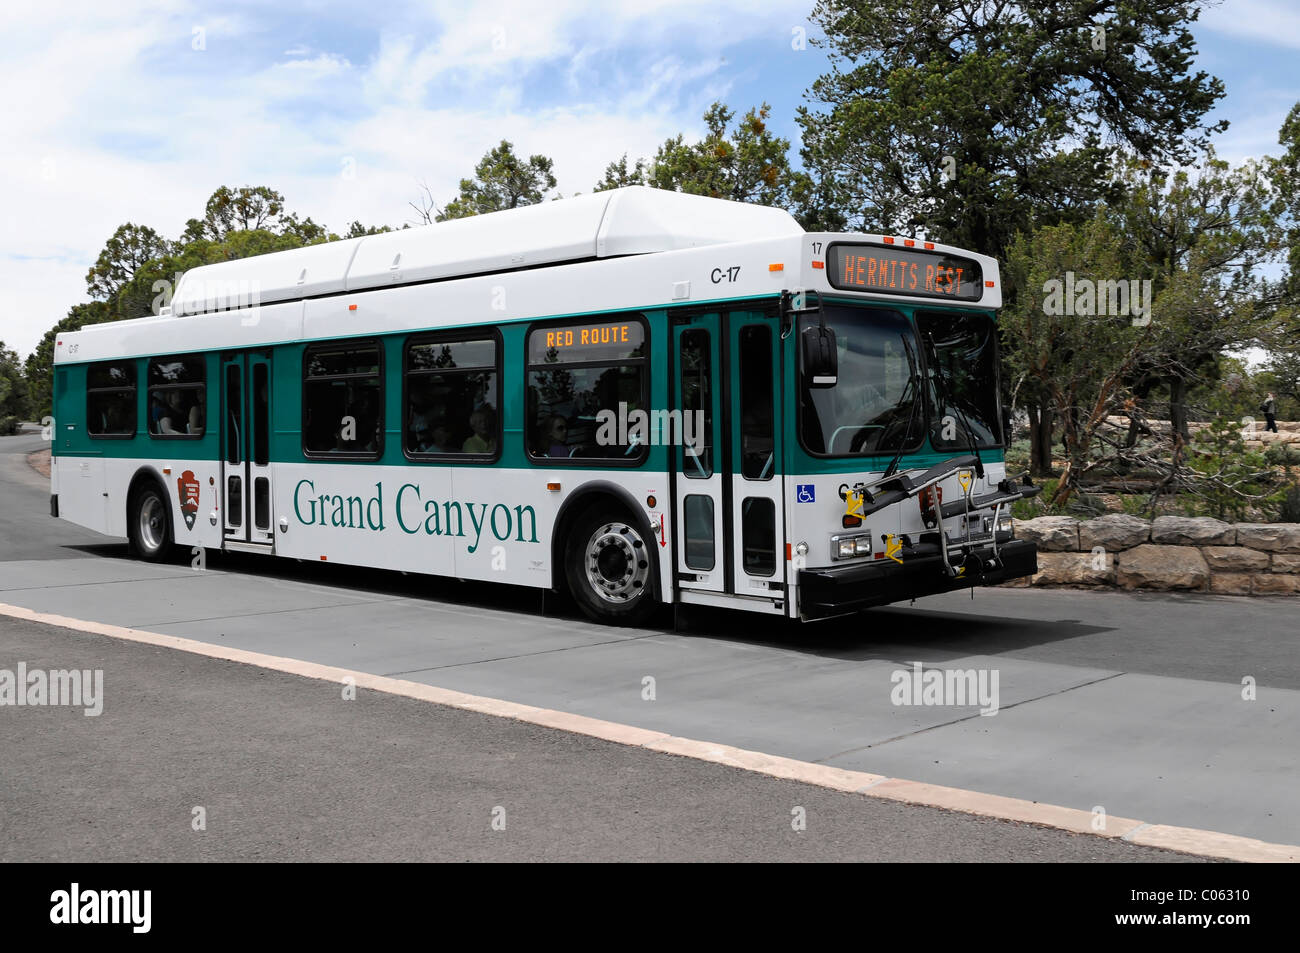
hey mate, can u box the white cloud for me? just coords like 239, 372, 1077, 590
1198, 0, 1300, 50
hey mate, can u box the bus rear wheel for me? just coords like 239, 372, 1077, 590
564, 506, 657, 626
129, 482, 175, 562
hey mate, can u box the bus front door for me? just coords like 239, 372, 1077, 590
220, 352, 274, 549
672, 311, 786, 608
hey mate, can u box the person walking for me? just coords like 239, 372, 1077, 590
1261, 392, 1279, 433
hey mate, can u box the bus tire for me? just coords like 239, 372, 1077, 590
564, 505, 657, 626
128, 481, 175, 562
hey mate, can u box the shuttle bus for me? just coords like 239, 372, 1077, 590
50, 186, 1038, 624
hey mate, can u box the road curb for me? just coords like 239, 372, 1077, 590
2, 601, 1295, 863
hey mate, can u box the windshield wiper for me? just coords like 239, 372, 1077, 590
883, 334, 922, 479
926, 331, 983, 480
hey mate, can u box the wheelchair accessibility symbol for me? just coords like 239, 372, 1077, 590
796, 484, 815, 503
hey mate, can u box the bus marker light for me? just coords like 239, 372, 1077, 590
348, 304, 358, 310
842, 514, 861, 528
646, 495, 657, 508
163, 467, 171, 475
924, 242, 934, 250
903, 239, 915, 247
768, 263, 784, 272
320, 555, 327, 561
811, 261, 824, 269
785, 543, 792, 561
547, 482, 561, 492
985, 280, 995, 287
883, 236, 895, 244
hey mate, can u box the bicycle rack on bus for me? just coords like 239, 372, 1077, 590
847, 455, 1041, 579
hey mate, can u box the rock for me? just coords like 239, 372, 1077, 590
1251, 574, 1300, 595
1234, 524, 1300, 554
998, 576, 1031, 588
1271, 554, 1300, 573
1115, 544, 1209, 590
1078, 514, 1150, 552
1200, 546, 1269, 572
1208, 573, 1253, 595
1031, 552, 1114, 586
1150, 516, 1235, 546
1015, 516, 1080, 552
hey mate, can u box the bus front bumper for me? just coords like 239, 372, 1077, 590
797, 538, 1038, 620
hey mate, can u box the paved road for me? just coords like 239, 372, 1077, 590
0, 613, 1198, 862
1, 431, 1294, 856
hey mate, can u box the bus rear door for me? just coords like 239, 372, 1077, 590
220, 352, 274, 549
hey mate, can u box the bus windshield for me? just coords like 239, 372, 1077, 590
798, 305, 925, 456
917, 310, 1003, 451
798, 305, 1003, 457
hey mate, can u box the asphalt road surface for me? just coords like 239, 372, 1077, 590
2, 430, 1293, 859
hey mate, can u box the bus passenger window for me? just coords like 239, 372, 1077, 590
303, 342, 383, 457
86, 361, 137, 437
147, 356, 205, 438
404, 336, 498, 458
525, 318, 647, 463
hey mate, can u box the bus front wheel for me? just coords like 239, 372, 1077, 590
128, 482, 175, 562
564, 506, 657, 626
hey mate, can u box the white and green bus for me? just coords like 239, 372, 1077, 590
50, 186, 1038, 624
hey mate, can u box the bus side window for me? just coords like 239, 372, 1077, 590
86, 361, 137, 437
146, 356, 205, 438
404, 336, 499, 459
303, 341, 383, 458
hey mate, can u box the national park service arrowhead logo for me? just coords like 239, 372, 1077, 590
177, 469, 200, 530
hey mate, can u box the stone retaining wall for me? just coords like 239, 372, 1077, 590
1003, 515, 1300, 595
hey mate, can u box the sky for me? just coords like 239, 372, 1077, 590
1, 0, 1297, 361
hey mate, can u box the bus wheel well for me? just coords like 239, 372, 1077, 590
551, 484, 658, 597
126, 468, 168, 514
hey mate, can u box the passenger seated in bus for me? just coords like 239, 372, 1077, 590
187, 400, 204, 435
541, 414, 570, 457
414, 423, 452, 453
462, 405, 496, 454
158, 390, 190, 435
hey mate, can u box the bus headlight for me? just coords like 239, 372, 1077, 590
831, 533, 872, 559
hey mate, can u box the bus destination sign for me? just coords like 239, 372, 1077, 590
826, 243, 983, 302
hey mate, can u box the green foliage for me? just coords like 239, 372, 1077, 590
1187, 415, 1277, 521
1001, 209, 1147, 505
592, 154, 648, 192
1277, 484, 1300, 522
197, 185, 287, 239
85, 224, 171, 302
437, 141, 557, 220
0, 341, 31, 423
24, 302, 114, 419
646, 102, 803, 208
797, 0, 1225, 257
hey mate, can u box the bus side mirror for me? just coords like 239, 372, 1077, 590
802, 325, 837, 388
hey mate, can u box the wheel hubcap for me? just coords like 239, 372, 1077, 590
139, 495, 164, 551
584, 522, 649, 604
